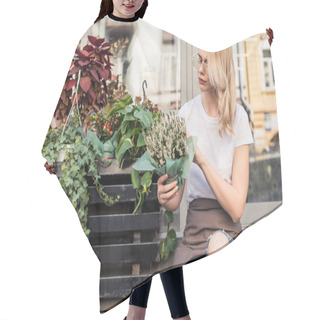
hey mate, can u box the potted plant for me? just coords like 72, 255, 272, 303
42, 112, 121, 236
107, 93, 160, 169
53, 35, 113, 127
132, 111, 198, 260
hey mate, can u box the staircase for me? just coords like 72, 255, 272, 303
86, 160, 162, 311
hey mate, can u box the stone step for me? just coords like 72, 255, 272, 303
87, 183, 158, 204
100, 274, 152, 299
93, 242, 160, 264
88, 212, 160, 233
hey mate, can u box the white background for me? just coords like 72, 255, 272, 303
1, 0, 319, 319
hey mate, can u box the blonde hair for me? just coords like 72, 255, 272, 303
207, 47, 236, 137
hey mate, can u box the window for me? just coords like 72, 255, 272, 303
260, 43, 275, 91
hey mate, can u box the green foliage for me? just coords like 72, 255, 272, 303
131, 169, 153, 215
164, 210, 174, 224
42, 125, 63, 165
112, 93, 161, 216
160, 218, 177, 261
46, 114, 120, 236
131, 167, 177, 261
117, 95, 178, 258
131, 168, 140, 189
109, 93, 160, 168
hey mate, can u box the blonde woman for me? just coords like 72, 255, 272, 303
157, 47, 254, 266
130, 47, 254, 320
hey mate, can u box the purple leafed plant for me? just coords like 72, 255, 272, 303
54, 35, 114, 125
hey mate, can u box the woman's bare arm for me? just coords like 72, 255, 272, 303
198, 144, 250, 223
157, 175, 186, 212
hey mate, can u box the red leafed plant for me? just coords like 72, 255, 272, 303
54, 35, 113, 126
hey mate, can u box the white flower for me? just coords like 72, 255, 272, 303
143, 111, 188, 168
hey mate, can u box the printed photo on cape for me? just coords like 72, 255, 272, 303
41, 13, 282, 313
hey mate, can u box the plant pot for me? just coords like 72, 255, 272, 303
120, 157, 138, 169
57, 144, 71, 162
96, 158, 113, 169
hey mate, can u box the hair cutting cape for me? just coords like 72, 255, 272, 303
41, 13, 282, 313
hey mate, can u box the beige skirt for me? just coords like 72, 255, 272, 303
173, 197, 242, 267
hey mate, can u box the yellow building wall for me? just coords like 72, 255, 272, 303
244, 35, 278, 153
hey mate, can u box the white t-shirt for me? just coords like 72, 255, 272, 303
178, 94, 254, 203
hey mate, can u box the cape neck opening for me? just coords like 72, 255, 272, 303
107, 12, 140, 22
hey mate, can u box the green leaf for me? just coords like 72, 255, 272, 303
140, 171, 152, 188
137, 132, 145, 147
125, 105, 133, 113
131, 127, 141, 136
134, 109, 152, 129
123, 93, 133, 106
136, 104, 144, 111
132, 192, 144, 215
123, 114, 136, 122
165, 210, 174, 224
131, 168, 140, 189
118, 131, 133, 145
120, 120, 129, 135
103, 133, 118, 159
116, 138, 134, 166
166, 229, 176, 251
133, 151, 157, 172
166, 237, 176, 252
160, 241, 170, 261
109, 104, 125, 117
181, 135, 198, 179
167, 229, 176, 240
109, 94, 133, 117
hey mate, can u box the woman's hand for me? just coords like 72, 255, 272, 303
186, 130, 205, 167
44, 161, 56, 175
157, 173, 178, 207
